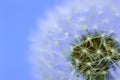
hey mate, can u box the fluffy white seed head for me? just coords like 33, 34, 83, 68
29, 0, 120, 80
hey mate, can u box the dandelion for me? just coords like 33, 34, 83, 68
29, 0, 120, 80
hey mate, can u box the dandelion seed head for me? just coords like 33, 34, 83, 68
71, 31, 120, 80
30, 0, 120, 80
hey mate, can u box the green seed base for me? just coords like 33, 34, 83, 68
71, 32, 120, 80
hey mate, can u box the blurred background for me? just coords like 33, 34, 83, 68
0, 0, 64, 80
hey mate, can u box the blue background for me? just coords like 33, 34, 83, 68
1, 0, 64, 80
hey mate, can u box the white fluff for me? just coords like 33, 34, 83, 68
29, 0, 120, 80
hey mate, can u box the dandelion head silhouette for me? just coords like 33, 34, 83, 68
30, 0, 120, 80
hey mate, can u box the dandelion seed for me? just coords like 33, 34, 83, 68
110, 30, 114, 34
30, 0, 120, 80
80, 17, 85, 22
98, 10, 103, 15
93, 25, 98, 30
115, 12, 120, 17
